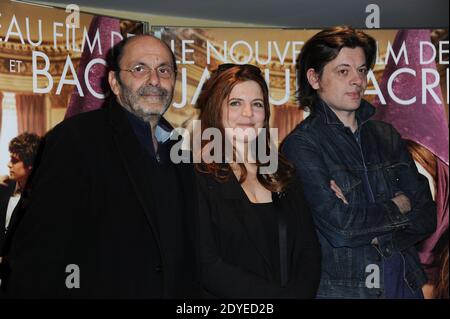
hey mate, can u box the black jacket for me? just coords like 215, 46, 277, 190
0, 99, 200, 298
196, 169, 321, 298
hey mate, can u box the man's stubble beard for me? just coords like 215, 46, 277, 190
118, 81, 173, 122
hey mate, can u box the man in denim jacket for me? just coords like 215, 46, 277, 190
282, 26, 436, 298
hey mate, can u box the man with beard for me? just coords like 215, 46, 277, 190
0, 35, 200, 298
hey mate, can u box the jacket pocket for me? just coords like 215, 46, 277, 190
383, 162, 410, 195
330, 168, 362, 195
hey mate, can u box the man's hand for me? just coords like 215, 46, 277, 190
0, 175, 8, 186
391, 192, 411, 214
330, 180, 348, 204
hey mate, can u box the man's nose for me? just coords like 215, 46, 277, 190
350, 70, 364, 87
146, 69, 161, 87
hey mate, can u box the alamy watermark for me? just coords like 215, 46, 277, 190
65, 263, 80, 289
365, 264, 380, 289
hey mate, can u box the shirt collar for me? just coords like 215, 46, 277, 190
122, 106, 173, 144
155, 117, 174, 143
13, 185, 20, 196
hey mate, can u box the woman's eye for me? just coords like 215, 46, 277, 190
359, 68, 368, 74
229, 101, 240, 107
253, 102, 264, 108
338, 69, 348, 75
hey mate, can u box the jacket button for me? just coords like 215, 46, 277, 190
155, 265, 163, 272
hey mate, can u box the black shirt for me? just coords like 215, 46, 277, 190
249, 201, 281, 284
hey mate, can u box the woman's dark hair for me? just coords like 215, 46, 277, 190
296, 26, 376, 112
9, 132, 41, 167
195, 63, 295, 193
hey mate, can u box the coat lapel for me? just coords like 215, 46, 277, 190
106, 100, 162, 252
0, 182, 16, 244
0, 182, 16, 227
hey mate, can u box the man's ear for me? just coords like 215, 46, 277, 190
306, 68, 320, 90
108, 71, 120, 96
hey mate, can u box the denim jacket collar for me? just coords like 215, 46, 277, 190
315, 99, 376, 128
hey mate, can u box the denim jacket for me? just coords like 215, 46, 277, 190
282, 99, 436, 298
